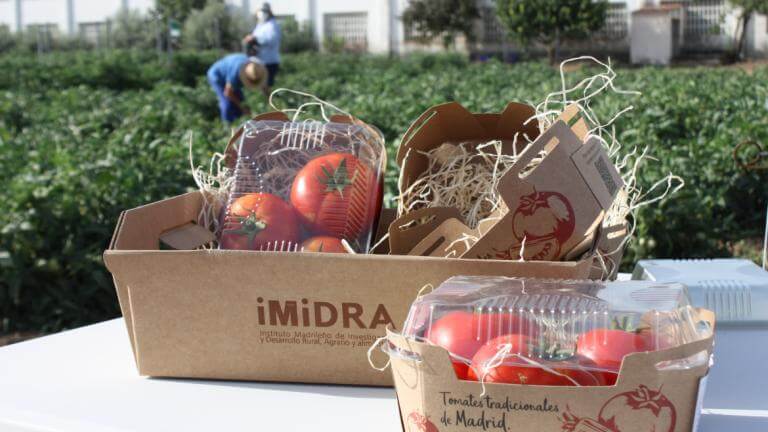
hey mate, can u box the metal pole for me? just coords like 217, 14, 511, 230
106, 19, 112, 49
763, 202, 767, 270
167, 18, 173, 62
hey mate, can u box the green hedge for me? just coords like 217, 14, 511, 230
0, 51, 766, 334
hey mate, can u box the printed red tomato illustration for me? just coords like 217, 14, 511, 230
576, 329, 651, 372
426, 311, 538, 380
560, 386, 676, 432
561, 409, 614, 432
468, 335, 607, 386
511, 190, 575, 260
290, 153, 379, 241
300, 236, 347, 253
598, 385, 676, 432
407, 412, 439, 432
220, 193, 300, 250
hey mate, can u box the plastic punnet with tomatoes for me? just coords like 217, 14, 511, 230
219, 119, 385, 254
399, 277, 709, 386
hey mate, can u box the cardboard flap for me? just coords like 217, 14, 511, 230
386, 329, 457, 379
563, 229, 600, 261
388, 207, 463, 255
495, 102, 540, 139
571, 138, 625, 210
408, 218, 474, 257
105, 192, 205, 256
159, 223, 216, 250
559, 104, 590, 141
396, 102, 485, 165
328, 114, 354, 124
500, 121, 580, 188
598, 220, 629, 251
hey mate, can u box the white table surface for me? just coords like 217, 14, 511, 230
0, 319, 766, 432
0, 319, 401, 432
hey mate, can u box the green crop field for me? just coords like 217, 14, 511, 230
1, 50, 766, 335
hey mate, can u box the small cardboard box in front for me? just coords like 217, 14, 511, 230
103, 192, 594, 386
387, 310, 715, 432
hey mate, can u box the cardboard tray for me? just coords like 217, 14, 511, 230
387, 310, 715, 432
103, 191, 594, 386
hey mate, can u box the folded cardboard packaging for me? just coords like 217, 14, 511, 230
387, 309, 715, 432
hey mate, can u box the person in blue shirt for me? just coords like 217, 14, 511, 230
207, 53, 266, 123
242, 3, 281, 95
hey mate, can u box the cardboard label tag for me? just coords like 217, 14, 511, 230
409, 218, 473, 257
571, 138, 624, 210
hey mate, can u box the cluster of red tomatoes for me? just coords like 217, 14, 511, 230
220, 152, 381, 252
423, 310, 654, 386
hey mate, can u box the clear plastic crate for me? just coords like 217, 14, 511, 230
401, 277, 711, 386
219, 119, 385, 253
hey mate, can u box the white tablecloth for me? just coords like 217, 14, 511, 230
0, 318, 765, 432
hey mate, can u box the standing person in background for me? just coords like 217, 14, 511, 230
207, 53, 267, 124
242, 3, 281, 96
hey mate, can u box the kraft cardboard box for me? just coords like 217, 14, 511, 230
391, 102, 623, 266
103, 191, 594, 386
387, 309, 715, 432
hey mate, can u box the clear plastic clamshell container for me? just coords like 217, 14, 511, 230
402, 277, 711, 386
219, 119, 385, 253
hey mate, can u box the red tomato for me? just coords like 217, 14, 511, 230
301, 236, 347, 253
576, 329, 651, 372
425, 311, 538, 380
468, 335, 608, 386
220, 193, 300, 250
290, 153, 379, 241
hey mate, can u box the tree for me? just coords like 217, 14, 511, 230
281, 17, 317, 53
729, 0, 768, 61
155, 0, 208, 22
496, 0, 607, 65
401, 0, 479, 49
111, 8, 156, 49
182, 1, 252, 50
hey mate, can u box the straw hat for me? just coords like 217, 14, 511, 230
240, 61, 267, 89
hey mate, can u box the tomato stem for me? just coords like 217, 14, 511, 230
318, 158, 354, 197
227, 212, 267, 249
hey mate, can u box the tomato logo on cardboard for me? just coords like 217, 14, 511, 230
407, 412, 439, 432
560, 385, 676, 432
496, 190, 575, 261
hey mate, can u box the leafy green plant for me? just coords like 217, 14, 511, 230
323, 35, 346, 54
182, 0, 252, 50
281, 17, 317, 53
0, 26, 18, 54
111, 8, 159, 50
155, 0, 208, 22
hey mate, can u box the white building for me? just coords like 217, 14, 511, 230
0, 0, 153, 36
0, 0, 765, 58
